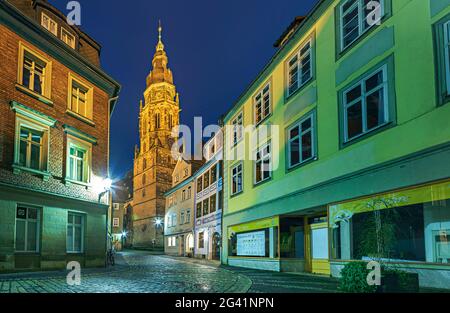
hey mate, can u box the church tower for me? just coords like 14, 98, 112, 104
132, 23, 180, 248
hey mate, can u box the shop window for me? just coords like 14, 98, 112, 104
228, 227, 279, 258
67, 212, 84, 253
331, 196, 450, 264
280, 217, 305, 259
15, 206, 40, 252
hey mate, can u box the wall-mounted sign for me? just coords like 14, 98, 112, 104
237, 230, 266, 257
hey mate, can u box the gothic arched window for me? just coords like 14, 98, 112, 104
168, 114, 173, 130
155, 113, 161, 129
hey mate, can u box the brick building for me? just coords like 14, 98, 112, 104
0, 0, 120, 272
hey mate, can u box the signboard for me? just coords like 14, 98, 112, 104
236, 230, 266, 257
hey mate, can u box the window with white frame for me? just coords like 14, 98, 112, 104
66, 137, 91, 183
287, 39, 312, 97
231, 163, 243, 195
67, 213, 84, 253
113, 218, 120, 227
343, 65, 388, 142
288, 113, 316, 168
254, 143, 272, 184
168, 236, 176, 247
444, 21, 450, 95
210, 194, 217, 214
69, 75, 93, 120
254, 83, 271, 124
15, 206, 40, 252
180, 210, 185, 224
186, 209, 191, 223
182, 189, 186, 201
61, 28, 76, 49
41, 13, 58, 36
231, 112, 243, 145
340, 0, 384, 51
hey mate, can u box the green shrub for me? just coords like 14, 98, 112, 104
338, 262, 378, 293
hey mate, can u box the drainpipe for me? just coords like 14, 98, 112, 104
105, 96, 119, 266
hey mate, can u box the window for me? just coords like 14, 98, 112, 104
168, 236, 176, 247
68, 74, 93, 120
288, 112, 316, 168
218, 190, 223, 211
254, 83, 271, 124
41, 13, 57, 36
287, 40, 312, 97
231, 163, 243, 195
211, 164, 217, 183
66, 136, 91, 184
203, 171, 210, 188
198, 232, 205, 249
18, 126, 45, 171
196, 202, 202, 218
182, 190, 186, 201
15, 206, 40, 252
67, 213, 84, 253
445, 21, 450, 96
155, 113, 161, 129
168, 114, 173, 129
202, 199, 209, 216
18, 44, 51, 98
180, 211, 185, 224
187, 186, 192, 199
142, 173, 146, 185
61, 28, 76, 49
342, 65, 388, 142
254, 143, 272, 184
184, 168, 188, 177
210, 194, 217, 214
231, 112, 243, 145
197, 177, 203, 192
113, 203, 120, 211
339, 0, 384, 51
186, 209, 191, 223
113, 218, 119, 227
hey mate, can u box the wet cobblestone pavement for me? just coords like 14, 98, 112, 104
0, 250, 342, 293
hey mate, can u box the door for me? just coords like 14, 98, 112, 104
307, 222, 330, 275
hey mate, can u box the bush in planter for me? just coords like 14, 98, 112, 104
339, 262, 420, 293
338, 262, 378, 293
381, 268, 419, 293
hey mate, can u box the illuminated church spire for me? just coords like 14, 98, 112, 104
146, 20, 173, 87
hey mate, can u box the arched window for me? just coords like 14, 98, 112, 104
155, 113, 161, 129
168, 114, 173, 129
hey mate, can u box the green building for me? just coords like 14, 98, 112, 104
221, 0, 450, 289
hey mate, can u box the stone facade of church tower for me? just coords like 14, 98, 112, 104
132, 24, 180, 248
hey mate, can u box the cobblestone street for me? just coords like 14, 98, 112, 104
0, 250, 339, 293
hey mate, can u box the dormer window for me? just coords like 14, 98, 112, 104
61, 28, 76, 49
41, 13, 58, 36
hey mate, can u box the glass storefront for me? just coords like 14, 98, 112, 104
330, 181, 450, 264
280, 217, 305, 259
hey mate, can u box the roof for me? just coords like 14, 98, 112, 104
222, 0, 325, 123
273, 16, 306, 48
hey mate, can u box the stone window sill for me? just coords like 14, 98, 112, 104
12, 164, 51, 181
15, 84, 53, 106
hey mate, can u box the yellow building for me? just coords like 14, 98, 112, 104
132, 24, 180, 249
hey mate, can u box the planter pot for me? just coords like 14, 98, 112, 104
378, 272, 419, 293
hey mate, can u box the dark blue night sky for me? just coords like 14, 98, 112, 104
52, 0, 317, 179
